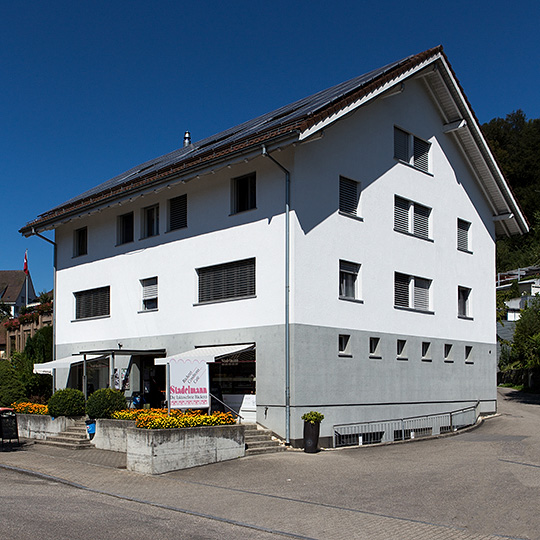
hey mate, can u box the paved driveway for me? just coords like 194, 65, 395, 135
1, 388, 539, 539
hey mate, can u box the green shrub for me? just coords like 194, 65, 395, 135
86, 388, 126, 419
0, 360, 26, 407
301, 411, 324, 424
48, 388, 85, 417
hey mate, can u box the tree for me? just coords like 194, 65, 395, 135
0, 360, 25, 406
509, 296, 540, 368
482, 111, 540, 272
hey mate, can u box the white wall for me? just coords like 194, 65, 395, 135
292, 78, 496, 344
54, 154, 290, 349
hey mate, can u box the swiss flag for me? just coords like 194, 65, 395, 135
23, 251, 28, 276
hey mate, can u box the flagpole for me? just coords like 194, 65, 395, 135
25, 251, 28, 306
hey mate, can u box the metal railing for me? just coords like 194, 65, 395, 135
333, 402, 479, 448
208, 392, 245, 423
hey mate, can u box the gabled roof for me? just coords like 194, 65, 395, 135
0, 271, 27, 304
19, 45, 527, 238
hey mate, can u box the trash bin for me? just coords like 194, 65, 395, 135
85, 419, 96, 440
0, 408, 19, 448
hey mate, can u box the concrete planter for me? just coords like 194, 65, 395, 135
93, 419, 135, 452
126, 424, 246, 474
16, 414, 84, 440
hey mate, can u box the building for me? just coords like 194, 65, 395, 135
20, 46, 527, 447
0, 270, 36, 318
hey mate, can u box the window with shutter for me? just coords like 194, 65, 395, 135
169, 195, 187, 231
394, 273, 410, 308
394, 196, 410, 233
413, 137, 430, 172
395, 273, 432, 312
394, 127, 409, 162
141, 277, 158, 311
117, 212, 134, 245
394, 126, 431, 173
198, 258, 255, 303
394, 196, 431, 240
339, 260, 360, 300
457, 219, 471, 252
339, 176, 360, 217
74, 286, 110, 319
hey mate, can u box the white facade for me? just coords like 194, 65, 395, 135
24, 48, 526, 446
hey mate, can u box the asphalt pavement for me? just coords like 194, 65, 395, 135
1, 388, 539, 540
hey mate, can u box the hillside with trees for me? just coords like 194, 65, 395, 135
482, 110, 540, 271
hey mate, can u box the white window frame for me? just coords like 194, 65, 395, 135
369, 337, 382, 359
394, 126, 431, 173
231, 172, 256, 214
73, 227, 88, 257
142, 204, 159, 238
394, 272, 432, 313
338, 334, 352, 357
140, 277, 158, 312
458, 286, 472, 319
339, 260, 361, 301
117, 212, 134, 245
394, 196, 431, 240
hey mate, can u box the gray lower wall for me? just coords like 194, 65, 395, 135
56, 323, 496, 445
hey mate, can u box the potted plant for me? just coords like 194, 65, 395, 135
301, 411, 324, 453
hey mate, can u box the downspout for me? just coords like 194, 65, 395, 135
31, 229, 57, 364
262, 145, 291, 444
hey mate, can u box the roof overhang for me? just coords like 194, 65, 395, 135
297, 51, 528, 238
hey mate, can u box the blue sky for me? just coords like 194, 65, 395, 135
2, 1, 539, 294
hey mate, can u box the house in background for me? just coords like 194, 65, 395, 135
0, 270, 36, 318
20, 46, 527, 447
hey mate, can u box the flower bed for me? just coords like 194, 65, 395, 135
11, 402, 49, 415
111, 408, 236, 428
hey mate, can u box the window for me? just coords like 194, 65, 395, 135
74, 286, 110, 320
457, 219, 471, 252
231, 173, 256, 214
142, 204, 159, 238
397, 339, 407, 360
369, 337, 381, 358
73, 227, 87, 257
465, 345, 473, 363
394, 273, 432, 312
141, 277, 158, 311
394, 196, 431, 239
339, 176, 361, 217
444, 343, 453, 362
338, 334, 351, 356
117, 212, 134, 245
421, 341, 432, 361
458, 286, 471, 318
339, 261, 361, 300
168, 194, 187, 231
394, 127, 431, 173
197, 258, 255, 304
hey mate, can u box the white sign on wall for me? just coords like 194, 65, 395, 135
169, 358, 209, 409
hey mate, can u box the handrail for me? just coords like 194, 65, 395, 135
333, 401, 479, 430
208, 392, 245, 422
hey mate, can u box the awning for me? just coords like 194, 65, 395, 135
33, 355, 106, 374
155, 344, 255, 365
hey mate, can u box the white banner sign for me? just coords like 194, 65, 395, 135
169, 357, 209, 409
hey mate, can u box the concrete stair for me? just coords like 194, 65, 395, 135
36, 421, 92, 450
244, 423, 286, 456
